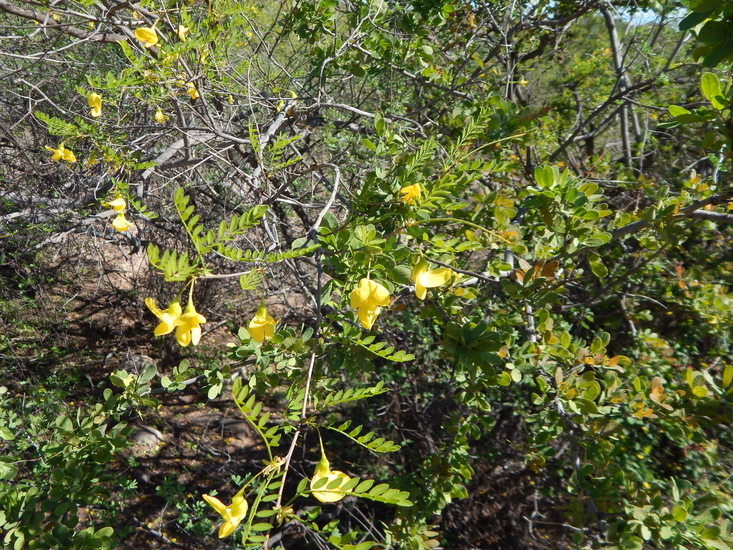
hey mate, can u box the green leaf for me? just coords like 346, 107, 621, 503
534, 166, 555, 189
672, 506, 688, 522
138, 363, 157, 384
0, 461, 18, 480
574, 398, 599, 414
56, 415, 73, 431
723, 365, 733, 388
701, 73, 726, 109
703, 38, 733, 67
679, 9, 712, 30
589, 253, 608, 278
688, 0, 723, 13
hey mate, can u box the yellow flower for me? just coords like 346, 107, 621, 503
175, 299, 206, 347
111, 213, 133, 231
45, 144, 76, 163
134, 26, 158, 48
145, 298, 183, 336
154, 107, 169, 123
105, 197, 126, 213
248, 303, 276, 343
311, 450, 352, 503
410, 260, 453, 300
399, 184, 421, 204
88, 92, 102, 117
186, 82, 199, 100
350, 278, 390, 330
177, 24, 189, 41
202, 490, 248, 538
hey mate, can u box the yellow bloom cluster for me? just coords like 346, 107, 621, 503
134, 26, 158, 48
410, 260, 452, 300
398, 184, 421, 204
202, 490, 248, 538
186, 82, 199, 100
103, 196, 133, 232
347, 262, 453, 330
248, 303, 276, 343
154, 107, 169, 123
145, 297, 206, 347
45, 143, 76, 163
350, 278, 390, 330
311, 449, 352, 503
88, 92, 102, 117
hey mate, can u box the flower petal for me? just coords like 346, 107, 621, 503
134, 27, 158, 48
88, 93, 102, 117
399, 184, 421, 204
357, 306, 380, 330
111, 213, 132, 231
416, 267, 453, 288
311, 470, 351, 503
105, 198, 126, 212
249, 304, 276, 342
218, 520, 237, 538
415, 283, 427, 301
174, 303, 206, 347
203, 494, 228, 517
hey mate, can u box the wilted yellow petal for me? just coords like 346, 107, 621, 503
186, 82, 199, 100
177, 25, 189, 41
154, 107, 169, 123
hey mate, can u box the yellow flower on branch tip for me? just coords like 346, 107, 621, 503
410, 260, 453, 300
248, 303, 276, 343
154, 108, 169, 123
105, 197, 126, 213
350, 278, 390, 330
202, 491, 248, 538
186, 82, 199, 100
399, 184, 421, 204
134, 26, 158, 48
88, 92, 102, 117
175, 300, 206, 347
145, 298, 182, 336
111, 213, 132, 232
311, 451, 352, 503
45, 144, 76, 163
177, 25, 189, 41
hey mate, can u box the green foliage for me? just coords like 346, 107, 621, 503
4, 0, 733, 548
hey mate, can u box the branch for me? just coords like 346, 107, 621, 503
352, 43, 474, 100
610, 191, 733, 240
549, 80, 653, 162
689, 209, 733, 224
0, 0, 125, 43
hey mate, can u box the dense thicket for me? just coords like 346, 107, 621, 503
1, 0, 733, 549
